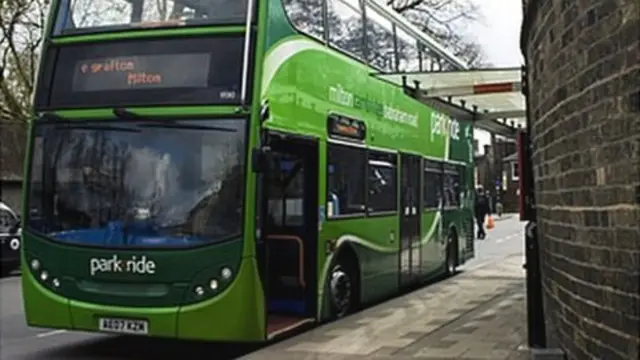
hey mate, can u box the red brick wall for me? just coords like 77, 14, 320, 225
522, 0, 640, 358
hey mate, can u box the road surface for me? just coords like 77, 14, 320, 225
0, 215, 524, 360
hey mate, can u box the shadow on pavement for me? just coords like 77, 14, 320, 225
16, 273, 463, 360
22, 335, 263, 360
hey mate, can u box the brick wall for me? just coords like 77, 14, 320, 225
521, 0, 639, 359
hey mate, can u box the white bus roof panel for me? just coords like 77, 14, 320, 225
373, 67, 527, 137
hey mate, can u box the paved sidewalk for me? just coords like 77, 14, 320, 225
396, 286, 528, 360
242, 254, 529, 360
494, 213, 517, 222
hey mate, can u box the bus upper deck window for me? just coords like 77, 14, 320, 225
53, 0, 250, 35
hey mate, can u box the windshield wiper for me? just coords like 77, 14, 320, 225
137, 123, 237, 132
114, 108, 237, 132
39, 112, 71, 123
65, 124, 140, 133
39, 112, 138, 132
113, 108, 174, 124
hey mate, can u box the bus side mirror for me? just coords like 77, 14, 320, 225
252, 148, 271, 173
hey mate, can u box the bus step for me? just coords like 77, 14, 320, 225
267, 315, 315, 340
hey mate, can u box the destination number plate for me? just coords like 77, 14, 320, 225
98, 317, 148, 335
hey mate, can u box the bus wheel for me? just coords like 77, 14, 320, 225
446, 234, 458, 276
328, 260, 357, 318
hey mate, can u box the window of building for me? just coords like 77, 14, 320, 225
367, 150, 397, 213
474, 167, 479, 187
423, 160, 442, 209
396, 27, 419, 71
365, 5, 395, 72
283, 0, 325, 40
443, 164, 461, 207
511, 161, 519, 181
327, 0, 364, 59
327, 144, 366, 217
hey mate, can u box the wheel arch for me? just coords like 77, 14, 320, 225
331, 240, 362, 303
334, 242, 360, 280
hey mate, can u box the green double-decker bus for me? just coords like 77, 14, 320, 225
22, 0, 476, 341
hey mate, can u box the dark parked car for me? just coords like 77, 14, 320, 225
0, 202, 21, 276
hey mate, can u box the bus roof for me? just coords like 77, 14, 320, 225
373, 67, 526, 138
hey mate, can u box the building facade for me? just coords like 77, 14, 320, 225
501, 152, 520, 214
521, 0, 639, 359
474, 140, 519, 213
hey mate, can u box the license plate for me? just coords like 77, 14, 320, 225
98, 317, 148, 335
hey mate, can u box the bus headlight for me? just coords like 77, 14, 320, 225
221, 267, 232, 280
31, 259, 41, 271
29, 257, 61, 289
209, 279, 219, 291
186, 265, 238, 303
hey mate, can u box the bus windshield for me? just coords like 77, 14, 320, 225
53, 0, 250, 35
27, 118, 246, 248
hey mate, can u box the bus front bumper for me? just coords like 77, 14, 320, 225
22, 258, 265, 342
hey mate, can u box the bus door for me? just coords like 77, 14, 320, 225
399, 153, 422, 286
257, 132, 318, 338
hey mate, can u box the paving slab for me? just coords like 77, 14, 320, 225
241, 254, 529, 360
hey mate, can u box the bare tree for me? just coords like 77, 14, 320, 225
0, 0, 47, 177
386, 0, 488, 67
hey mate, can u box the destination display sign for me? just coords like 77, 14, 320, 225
72, 53, 211, 92
327, 114, 366, 141
37, 35, 252, 109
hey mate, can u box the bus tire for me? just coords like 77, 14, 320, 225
328, 252, 359, 318
445, 232, 458, 276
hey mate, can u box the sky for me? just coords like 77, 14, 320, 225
465, 0, 524, 152
467, 0, 525, 68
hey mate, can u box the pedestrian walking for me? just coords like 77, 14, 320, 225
474, 186, 491, 239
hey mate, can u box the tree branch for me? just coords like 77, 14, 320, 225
388, 0, 424, 12
0, 7, 31, 90
388, 0, 488, 67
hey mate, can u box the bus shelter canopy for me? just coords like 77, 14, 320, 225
373, 67, 526, 138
